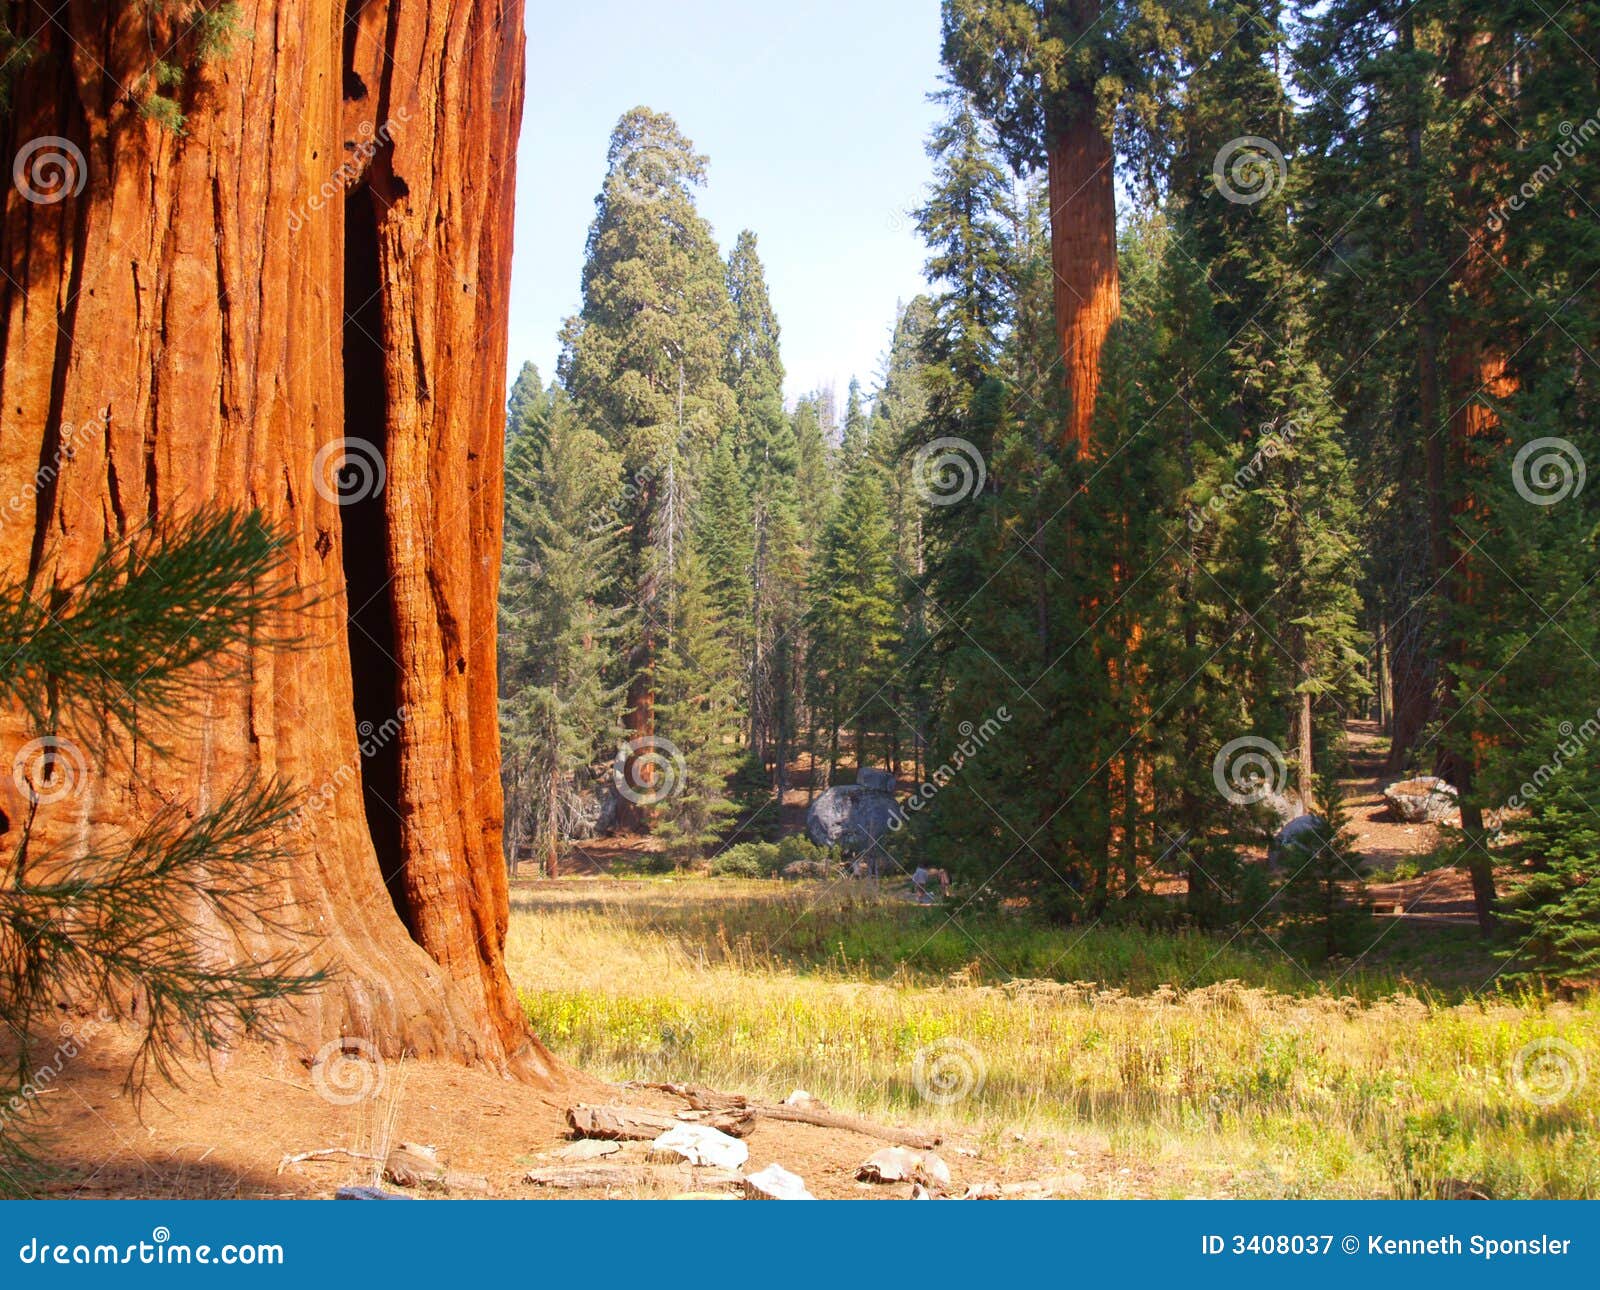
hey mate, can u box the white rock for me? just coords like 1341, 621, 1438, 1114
857, 1146, 922, 1183
650, 1123, 750, 1171
743, 1163, 815, 1200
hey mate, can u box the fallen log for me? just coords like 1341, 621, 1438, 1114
626, 1082, 751, 1112
752, 1103, 941, 1149
566, 1102, 752, 1140
629, 1084, 939, 1148
565, 1104, 678, 1141
522, 1163, 744, 1191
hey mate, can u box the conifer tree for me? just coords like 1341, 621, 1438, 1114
697, 432, 756, 675
806, 457, 900, 781
506, 360, 557, 452
723, 230, 804, 777
559, 107, 736, 826
653, 543, 744, 866
1180, 0, 1368, 811
500, 389, 627, 876
840, 377, 870, 464
941, 0, 1195, 448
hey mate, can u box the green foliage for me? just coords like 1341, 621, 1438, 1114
0, 511, 324, 1194
499, 382, 627, 871
1273, 796, 1375, 961
1498, 749, 1600, 983
652, 544, 745, 865
940, 0, 1202, 185
137, 2, 251, 133
710, 843, 775, 878
697, 433, 755, 677
916, 86, 1015, 388
559, 107, 736, 472
0, 509, 302, 745
805, 452, 900, 779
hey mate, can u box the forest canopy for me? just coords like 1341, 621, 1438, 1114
500, 0, 1600, 984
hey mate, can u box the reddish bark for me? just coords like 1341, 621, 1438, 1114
1045, 103, 1121, 453
0, 0, 556, 1078
1435, 24, 1518, 934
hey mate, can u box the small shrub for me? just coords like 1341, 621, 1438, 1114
711, 842, 781, 878
776, 836, 829, 869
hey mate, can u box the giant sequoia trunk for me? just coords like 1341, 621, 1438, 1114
1045, 97, 1121, 452
0, 0, 555, 1077
1435, 23, 1517, 934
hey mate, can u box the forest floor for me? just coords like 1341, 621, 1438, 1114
26, 1017, 966, 1201
22, 730, 1594, 1200
1340, 720, 1479, 922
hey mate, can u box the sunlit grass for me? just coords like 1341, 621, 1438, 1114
507, 877, 1598, 1198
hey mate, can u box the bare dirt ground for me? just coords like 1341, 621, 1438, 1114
27, 1023, 1057, 1200
1340, 720, 1479, 923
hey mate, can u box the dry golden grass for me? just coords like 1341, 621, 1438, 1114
506, 877, 1598, 1198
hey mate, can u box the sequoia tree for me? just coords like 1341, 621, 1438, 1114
0, 1, 553, 1077
558, 108, 736, 829
941, 0, 1191, 451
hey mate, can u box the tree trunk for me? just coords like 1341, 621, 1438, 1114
0, 0, 556, 1079
1045, 99, 1120, 452
1295, 688, 1316, 814
1385, 611, 1433, 773
1436, 22, 1516, 934
616, 480, 659, 832
1384, 8, 1443, 775
545, 763, 562, 880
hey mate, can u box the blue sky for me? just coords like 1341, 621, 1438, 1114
509, 0, 946, 403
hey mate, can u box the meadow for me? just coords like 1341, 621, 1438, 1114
507, 878, 1598, 1199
